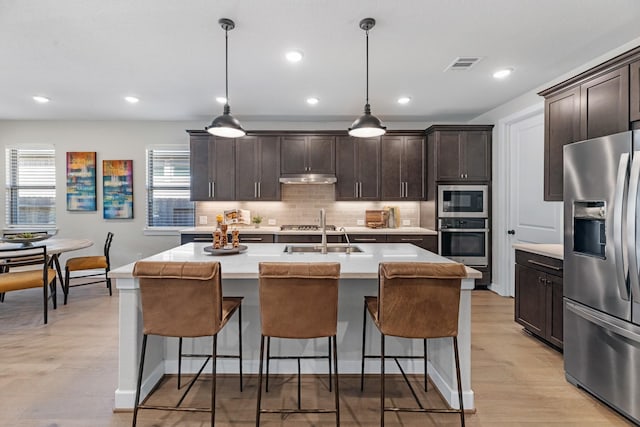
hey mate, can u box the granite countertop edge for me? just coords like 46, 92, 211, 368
180, 226, 437, 236
512, 243, 563, 260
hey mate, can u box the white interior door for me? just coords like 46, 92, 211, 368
505, 112, 562, 295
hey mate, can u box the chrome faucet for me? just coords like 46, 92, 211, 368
320, 208, 327, 254
340, 227, 351, 252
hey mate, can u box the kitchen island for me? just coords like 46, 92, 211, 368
110, 242, 479, 411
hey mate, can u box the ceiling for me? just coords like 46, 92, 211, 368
2, 0, 640, 123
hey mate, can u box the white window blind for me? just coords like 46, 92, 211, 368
5, 147, 56, 226
146, 147, 194, 227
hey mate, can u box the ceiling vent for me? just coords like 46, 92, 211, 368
445, 56, 482, 71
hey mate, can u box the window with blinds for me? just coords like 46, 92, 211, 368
146, 147, 195, 227
5, 147, 56, 226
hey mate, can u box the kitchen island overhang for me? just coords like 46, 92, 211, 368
111, 242, 479, 411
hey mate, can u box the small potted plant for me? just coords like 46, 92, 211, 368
252, 215, 263, 228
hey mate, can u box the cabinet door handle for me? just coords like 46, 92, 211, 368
208, 182, 212, 198
355, 182, 358, 198
528, 259, 562, 271
538, 276, 545, 283
258, 182, 261, 198
546, 279, 552, 285
254, 182, 257, 198
212, 181, 215, 198
359, 182, 363, 198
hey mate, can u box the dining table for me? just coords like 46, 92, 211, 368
0, 237, 94, 296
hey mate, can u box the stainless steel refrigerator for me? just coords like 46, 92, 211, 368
564, 130, 640, 424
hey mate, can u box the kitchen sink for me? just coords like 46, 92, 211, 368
283, 245, 363, 254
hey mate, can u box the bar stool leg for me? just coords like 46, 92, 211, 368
64, 267, 70, 305
265, 337, 271, 392
211, 334, 217, 426
238, 305, 243, 392
360, 300, 367, 391
177, 337, 183, 389
132, 334, 148, 427
424, 338, 428, 392
333, 335, 340, 426
380, 333, 385, 427
256, 335, 265, 427
454, 336, 465, 427
297, 357, 302, 410
328, 336, 332, 392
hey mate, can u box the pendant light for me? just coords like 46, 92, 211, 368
206, 18, 246, 138
348, 18, 386, 138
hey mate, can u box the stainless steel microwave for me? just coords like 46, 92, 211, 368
438, 184, 488, 218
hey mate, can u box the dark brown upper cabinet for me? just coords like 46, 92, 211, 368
235, 135, 281, 201
580, 66, 629, 140
380, 134, 425, 200
189, 133, 236, 201
281, 135, 335, 175
543, 87, 581, 201
425, 125, 493, 184
630, 59, 640, 123
539, 46, 640, 201
335, 136, 380, 200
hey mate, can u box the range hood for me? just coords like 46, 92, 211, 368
279, 174, 337, 184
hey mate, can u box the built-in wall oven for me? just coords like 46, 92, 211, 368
438, 184, 488, 218
438, 217, 489, 267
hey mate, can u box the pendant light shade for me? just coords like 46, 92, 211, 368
206, 18, 246, 138
349, 18, 386, 138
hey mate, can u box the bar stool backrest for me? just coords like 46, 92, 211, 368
133, 261, 222, 338
378, 262, 467, 339
259, 262, 340, 339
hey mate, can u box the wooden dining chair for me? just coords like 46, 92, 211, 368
63, 232, 113, 304
0, 245, 58, 324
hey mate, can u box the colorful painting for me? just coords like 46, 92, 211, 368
103, 160, 133, 219
66, 152, 97, 211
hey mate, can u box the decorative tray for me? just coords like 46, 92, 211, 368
0, 234, 51, 246
203, 244, 248, 255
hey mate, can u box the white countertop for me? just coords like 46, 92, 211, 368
513, 243, 563, 260
180, 226, 437, 236
111, 242, 480, 283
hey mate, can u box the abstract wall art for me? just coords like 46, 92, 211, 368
103, 160, 133, 219
66, 152, 97, 211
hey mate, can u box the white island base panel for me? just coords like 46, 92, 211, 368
112, 243, 476, 411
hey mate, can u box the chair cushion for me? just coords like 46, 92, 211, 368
0, 268, 56, 292
66, 256, 107, 271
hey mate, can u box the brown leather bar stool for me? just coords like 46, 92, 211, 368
256, 262, 341, 426
131, 261, 243, 426
360, 262, 467, 426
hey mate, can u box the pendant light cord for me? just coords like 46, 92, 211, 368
225, 27, 229, 106
365, 28, 369, 106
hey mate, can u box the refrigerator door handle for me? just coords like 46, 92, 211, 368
566, 301, 640, 344
613, 153, 630, 301
627, 152, 640, 303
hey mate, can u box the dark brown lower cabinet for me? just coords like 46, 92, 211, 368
515, 250, 563, 350
387, 234, 437, 252
276, 234, 342, 244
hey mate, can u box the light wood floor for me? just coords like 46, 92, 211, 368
0, 285, 633, 426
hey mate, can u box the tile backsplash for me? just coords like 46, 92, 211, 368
195, 185, 424, 227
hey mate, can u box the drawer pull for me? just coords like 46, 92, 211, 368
528, 259, 562, 271
193, 237, 212, 242
241, 237, 264, 241
400, 238, 422, 242
354, 238, 377, 242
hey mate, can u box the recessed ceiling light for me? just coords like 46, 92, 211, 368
285, 50, 304, 63
32, 95, 50, 103
124, 96, 139, 104
493, 68, 513, 79
397, 96, 411, 104
306, 97, 319, 105
216, 96, 227, 104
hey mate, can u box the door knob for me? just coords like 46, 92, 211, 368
507, 230, 515, 235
